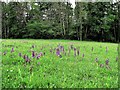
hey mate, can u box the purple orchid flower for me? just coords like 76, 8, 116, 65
23, 55, 30, 63
36, 52, 43, 59
11, 47, 14, 53
60, 46, 63, 49
23, 54, 26, 59
59, 46, 64, 53
74, 48, 76, 51
56, 48, 60, 56
40, 52, 43, 56
32, 51, 35, 58
105, 59, 109, 65
26, 55, 31, 63
36, 56, 40, 59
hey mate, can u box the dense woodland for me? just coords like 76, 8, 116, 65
1, 1, 120, 43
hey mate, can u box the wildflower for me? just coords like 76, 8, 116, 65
59, 46, 64, 53
36, 54, 40, 59
23, 55, 30, 63
60, 46, 63, 49
40, 52, 43, 56
77, 50, 80, 56
36, 56, 40, 59
11, 47, 14, 53
36, 52, 43, 59
25, 55, 31, 63
105, 59, 109, 65
56, 48, 60, 56
23, 55, 26, 59
32, 51, 35, 58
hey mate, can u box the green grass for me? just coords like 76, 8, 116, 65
1, 39, 118, 88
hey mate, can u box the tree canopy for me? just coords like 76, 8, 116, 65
1, 1, 119, 43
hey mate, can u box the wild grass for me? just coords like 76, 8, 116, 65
1, 39, 118, 88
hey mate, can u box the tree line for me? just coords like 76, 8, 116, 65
1, 1, 120, 43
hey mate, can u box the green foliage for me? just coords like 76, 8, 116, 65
1, 2, 119, 42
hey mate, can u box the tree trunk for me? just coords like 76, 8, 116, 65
85, 26, 87, 39
102, 29, 104, 42
63, 21, 66, 37
78, 26, 80, 40
114, 24, 116, 42
80, 23, 82, 41
118, 2, 120, 42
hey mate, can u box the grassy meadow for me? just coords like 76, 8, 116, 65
1, 39, 118, 88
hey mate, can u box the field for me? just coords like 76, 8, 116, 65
1, 39, 118, 88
